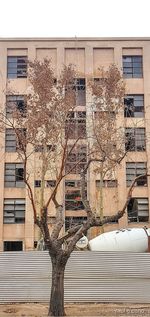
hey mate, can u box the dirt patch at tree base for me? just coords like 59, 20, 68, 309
0, 303, 150, 316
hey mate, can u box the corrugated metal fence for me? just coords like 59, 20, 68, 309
0, 251, 150, 303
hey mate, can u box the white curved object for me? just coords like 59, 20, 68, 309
76, 235, 88, 249
88, 228, 150, 252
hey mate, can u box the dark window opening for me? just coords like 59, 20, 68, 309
4, 241, 23, 251
124, 95, 144, 118
34, 180, 41, 188
127, 198, 149, 222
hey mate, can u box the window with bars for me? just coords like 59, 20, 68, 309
5, 163, 25, 187
5, 128, 26, 152
4, 199, 25, 224
124, 95, 144, 117
125, 128, 146, 151
127, 198, 149, 222
65, 111, 86, 139
65, 145, 87, 174
123, 56, 143, 78
65, 216, 87, 231
7, 56, 27, 78
126, 162, 147, 187
6, 95, 26, 118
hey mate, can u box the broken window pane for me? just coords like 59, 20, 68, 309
127, 197, 149, 222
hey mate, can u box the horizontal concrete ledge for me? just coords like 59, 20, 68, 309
0, 37, 150, 42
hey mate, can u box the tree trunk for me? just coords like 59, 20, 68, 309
48, 258, 66, 316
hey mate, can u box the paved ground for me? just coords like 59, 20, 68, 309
1, 303, 150, 316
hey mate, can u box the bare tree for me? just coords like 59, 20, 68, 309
0, 60, 147, 316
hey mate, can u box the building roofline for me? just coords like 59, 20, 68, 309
0, 37, 150, 42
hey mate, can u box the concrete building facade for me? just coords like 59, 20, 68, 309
0, 37, 150, 251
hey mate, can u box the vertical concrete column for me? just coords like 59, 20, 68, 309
114, 45, 128, 227
0, 45, 7, 251
85, 46, 95, 238
24, 45, 36, 250
57, 44, 65, 230
57, 44, 65, 77
143, 44, 150, 223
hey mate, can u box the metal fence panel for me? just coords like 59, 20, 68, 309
0, 251, 150, 303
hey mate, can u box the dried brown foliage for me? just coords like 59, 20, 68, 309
0, 60, 146, 316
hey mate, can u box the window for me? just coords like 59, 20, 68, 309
5, 163, 25, 187
123, 56, 143, 78
65, 179, 86, 211
34, 145, 56, 152
126, 162, 147, 187
6, 95, 26, 118
127, 198, 149, 222
65, 180, 86, 188
65, 111, 86, 139
4, 199, 25, 224
7, 56, 27, 78
34, 180, 41, 188
65, 189, 85, 210
65, 216, 87, 231
46, 180, 56, 187
5, 129, 16, 152
74, 78, 86, 106
5, 128, 26, 152
4, 241, 23, 251
65, 145, 87, 174
125, 128, 146, 151
124, 95, 144, 117
96, 180, 117, 188
34, 180, 56, 188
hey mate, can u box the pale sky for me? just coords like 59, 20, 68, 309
0, 0, 149, 38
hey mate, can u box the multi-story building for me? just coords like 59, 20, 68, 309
0, 37, 150, 251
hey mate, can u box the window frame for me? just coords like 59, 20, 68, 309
4, 198, 25, 224
7, 56, 27, 79
127, 197, 149, 223
124, 95, 144, 118
5, 163, 25, 188
126, 162, 147, 187
125, 128, 146, 152
6, 95, 26, 118
65, 111, 86, 139
123, 55, 143, 78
